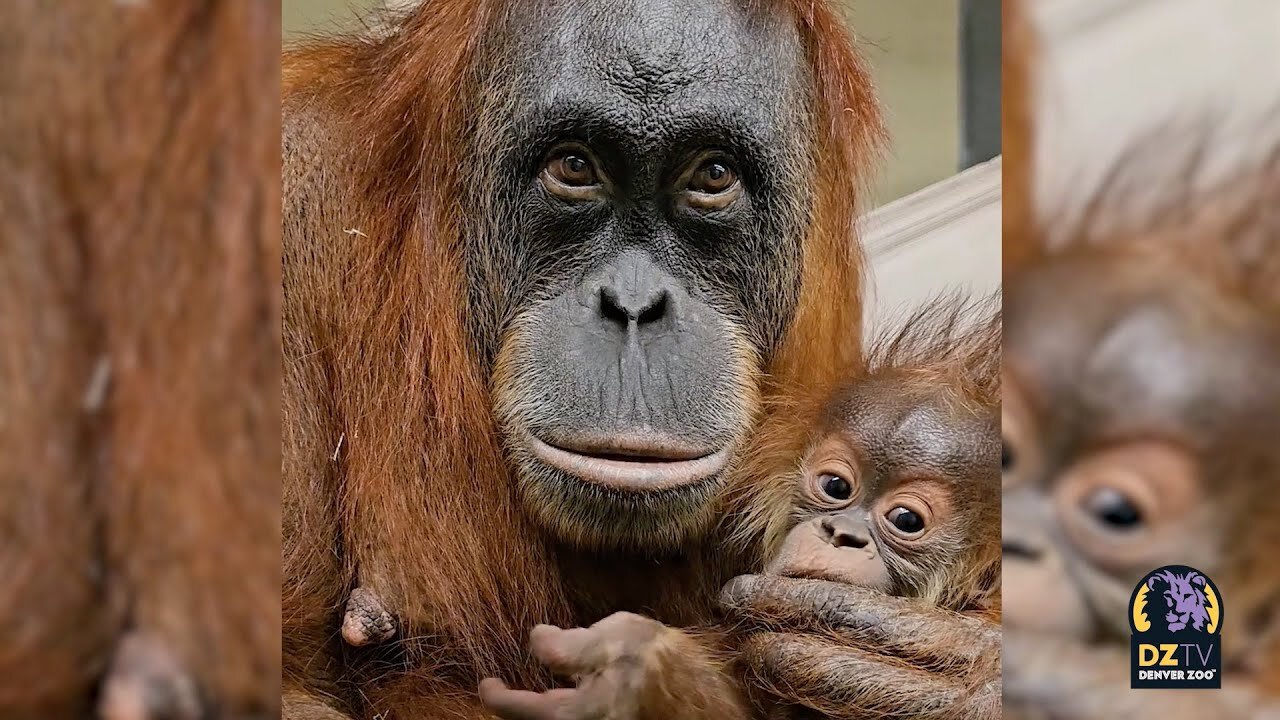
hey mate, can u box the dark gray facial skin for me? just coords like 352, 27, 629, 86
460, 0, 818, 547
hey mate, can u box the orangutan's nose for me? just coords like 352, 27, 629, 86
820, 514, 873, 550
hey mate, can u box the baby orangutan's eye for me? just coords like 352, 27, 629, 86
887, 506, 926, 535
1083, 487, 1143, 530
819, 473, 853, 501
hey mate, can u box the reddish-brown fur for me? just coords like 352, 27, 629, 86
1002, 0, 1037, 275
281, 0, 883, 716
0, 2, 280, 717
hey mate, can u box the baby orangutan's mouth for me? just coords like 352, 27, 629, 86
528, 431, 730, 492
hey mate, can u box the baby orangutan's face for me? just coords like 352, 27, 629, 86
764, 380, 999, 605
765, 434, 933, 592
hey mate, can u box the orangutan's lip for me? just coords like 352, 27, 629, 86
527, 434, 730, 492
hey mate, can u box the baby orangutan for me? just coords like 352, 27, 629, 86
475, 297, 1002, 720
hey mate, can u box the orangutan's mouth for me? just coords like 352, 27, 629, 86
527, 432, 730, 492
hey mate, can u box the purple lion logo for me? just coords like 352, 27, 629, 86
1148, 569, 1211, 632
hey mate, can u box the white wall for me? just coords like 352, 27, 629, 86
862, 157, 1001, 337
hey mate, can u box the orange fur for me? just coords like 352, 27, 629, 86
1002, 0, 1038, 275
0, 2, 280, 718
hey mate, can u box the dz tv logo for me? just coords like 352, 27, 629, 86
1129, 565, 1223, 689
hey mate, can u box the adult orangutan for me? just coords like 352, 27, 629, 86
280, 0, 912, 717
1, 2, 280, 718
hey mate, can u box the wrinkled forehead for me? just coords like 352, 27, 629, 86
1005, 259, 1280, 438
494, 0, 811, 139
825, 379, 999, 486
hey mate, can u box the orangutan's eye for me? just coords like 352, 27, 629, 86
887, 506, 926, 535
1084, 487, 1143, 530
543, 150, 599, 188
688, 160, 738, 194
681, 154, 743, 210
819, 473, 853, 501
